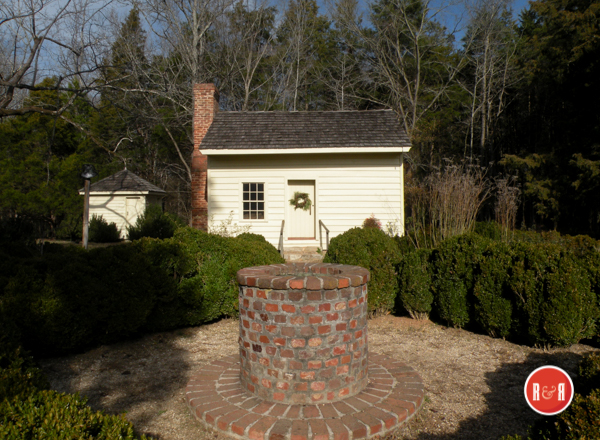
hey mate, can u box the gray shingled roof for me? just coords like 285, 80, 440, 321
200, 109, 411, 150
85, 169, 166, 193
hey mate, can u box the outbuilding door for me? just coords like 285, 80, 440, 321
286, 180, 315, 240
126, 197, 142, 226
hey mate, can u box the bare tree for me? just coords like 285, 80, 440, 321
320, 0, 364, 110
461, 0, 520, 160
0, 0, 114, 118
336, 0, 470, 140
210, 0, 278, 111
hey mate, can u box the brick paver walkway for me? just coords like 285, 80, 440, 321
186, 352, 424, 440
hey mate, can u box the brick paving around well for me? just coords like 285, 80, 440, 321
186, 352, 424, 440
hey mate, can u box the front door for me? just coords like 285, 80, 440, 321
287, 180, 315, 240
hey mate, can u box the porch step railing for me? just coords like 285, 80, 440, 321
278, 220, 285, 259
319, 220, 330, 253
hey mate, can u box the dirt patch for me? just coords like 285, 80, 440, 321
39, 316, 599, 440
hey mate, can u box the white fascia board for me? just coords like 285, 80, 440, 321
200, 147, 411, 155
77, 190, 154, 196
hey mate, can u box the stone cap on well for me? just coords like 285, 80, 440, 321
237, 263, 370, 290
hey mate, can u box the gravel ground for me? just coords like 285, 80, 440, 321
39, 316, 599, 440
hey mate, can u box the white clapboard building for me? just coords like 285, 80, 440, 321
190, 84, 412, 255
79, 169, 166, 238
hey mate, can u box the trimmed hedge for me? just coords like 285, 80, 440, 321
394, 231, 599, 347
89, 215, 121, 243
2, 245, 159, 356
0, 227, 284, 357
431, 233, 491, 328
324, 227, 401, 315
127, 204, 183, 240
473, 241, 514, 338
0, 344, 146, 440
1, 390, 147, 439
397, 249, 433, 320
501, 352, 600, 440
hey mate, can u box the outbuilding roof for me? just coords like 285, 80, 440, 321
200, 109, 410, 150
82, 169, 166, 194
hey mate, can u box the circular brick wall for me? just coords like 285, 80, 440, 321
236, 263, 370, 405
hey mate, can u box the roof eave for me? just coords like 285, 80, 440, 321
78, 190, 167, 196
200, 146, 412, 155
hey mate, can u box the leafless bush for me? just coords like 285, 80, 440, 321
406, 162, 492, 248
494, 176, 520, 240
209, 211, 251, 237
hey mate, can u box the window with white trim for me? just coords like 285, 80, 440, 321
243, 183, 265, 219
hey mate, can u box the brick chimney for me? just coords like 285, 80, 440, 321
191, 83, 219, 230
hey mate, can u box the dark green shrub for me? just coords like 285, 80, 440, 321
563, 235, 600, 305
0, 390, 147, 439
237, 232, 269, 243
431, 233, 491, 328
473, 241, 514, 338
577, 352, 600, 396
324, 227, 401, 315
0, 216, 36, 244
394, 234, 418, 254
517, 390, 600, 440
89, 214, 121, 243
0, 314, 47, 402
474, 221, 503, 241
508, 242, 597, 347
502, 352, 600, 440
506, 242, 552, 345
0, 349, 48, 402
0, 227, 284, 356
397, 249, 433, 319
1, 244, 160, 356
541, 255, 596, 347
133, 237, 190, 332
0, 342, 145, 439
127, 204, 183, 240
169, 227, 285, 324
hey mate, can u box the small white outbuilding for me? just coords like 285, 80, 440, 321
79, 169, 166, 238
190, 84, 412, 254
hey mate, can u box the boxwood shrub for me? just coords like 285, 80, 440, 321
0, 227, 284, 357
127, 204, 183, 240
507, 242, 597, 347
431, 233, 491, 328
0, 345, 146, 440
395, 231, 599, 347
89, 215, 121, 243
473, 241, 514, 339
324, 227, 401, 315
501, 352, 600, 440
1, 244, 159, 356
397, 249, 433, 320
1, 390, 147, 440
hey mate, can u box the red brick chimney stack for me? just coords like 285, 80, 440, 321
191, 83, 219, 230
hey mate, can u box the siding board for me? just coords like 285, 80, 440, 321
207, 153, 404, 247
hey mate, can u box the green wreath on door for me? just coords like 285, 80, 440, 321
289, 192, 312, 211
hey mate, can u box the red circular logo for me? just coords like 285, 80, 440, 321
524, 366, 574, 415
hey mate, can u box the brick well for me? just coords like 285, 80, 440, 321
236, 263, 370, 405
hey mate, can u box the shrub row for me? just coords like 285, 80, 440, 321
398, 233, 600, 347
127, 204, 183, 241
325, 226, 600, 347
89, 214, 121, 243
501, 352, 600, 440
0, 228, 284, 357
0, 335, 146, 439
324, 227, 401, 315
